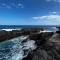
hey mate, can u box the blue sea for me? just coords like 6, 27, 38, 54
0, 25, 59, 32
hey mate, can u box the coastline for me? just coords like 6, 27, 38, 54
0, 27, 60, 60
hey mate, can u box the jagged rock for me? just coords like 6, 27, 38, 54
24, 42, 60, 60
23, 32, 60, 60
56, 31, 60, 34
49, 33, 60, 42
29, 32, 53, 46
56, 27, 60, 34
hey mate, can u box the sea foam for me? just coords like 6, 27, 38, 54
0, 36, 37, 60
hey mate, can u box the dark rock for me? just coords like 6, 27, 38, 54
0, 28, 42, 42
24, 42, 60, 60
29, 32, 53, 46
56, 31, 60, 34
23, 52, 33, 60
22, 32, 60, 60
56, 27, 60, 34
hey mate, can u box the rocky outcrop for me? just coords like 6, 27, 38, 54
0, 30, 22, 42
30, 42, 60, 60
29, 32, 53, 46
0, 28, 60, 60
0, 26, 60, 60
23, 39, 60, 60
23, 32, 60, 60
0, 28, 43, 42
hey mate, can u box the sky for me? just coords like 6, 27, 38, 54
0, 0, 60, 25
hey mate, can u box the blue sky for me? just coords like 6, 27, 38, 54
0, 0, 60, 25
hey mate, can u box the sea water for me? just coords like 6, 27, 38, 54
0, 36, 37, 60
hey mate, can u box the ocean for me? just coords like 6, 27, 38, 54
0, 25, 59, 32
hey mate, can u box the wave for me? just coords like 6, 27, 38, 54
1, 29, 21, 31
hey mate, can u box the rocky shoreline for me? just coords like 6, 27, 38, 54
0, 28, 60, 60
23, 28, 60, 60
0, 28, 43, 42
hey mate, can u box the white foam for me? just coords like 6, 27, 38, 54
10, 50, 24, 60
10, 36, 36, 60
20, 36, 29, 40
1, 29, 21, 31
40, 30, 52, 32
38, 30, 52, 34
0, 36, 37, 60
23, 40, 36, 50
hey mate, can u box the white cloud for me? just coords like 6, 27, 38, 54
17, 3, 24, 8
49, 12, 57, 14
0, 3, 11, 8
0, 2, 24, 9
46, 0, 51, 2
11, 3, 24, 8
18, 3, 22, 6
2, 3, 6, 6
46, 0, 60, 3
33, 15, 60, 20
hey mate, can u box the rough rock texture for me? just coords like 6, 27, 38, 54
0, 28, 42, 42
29, 32, 54, 46
49, 33, 60, 42
0, 28, 60, 60
23, 33, 60, 60
31, 42, 60, 60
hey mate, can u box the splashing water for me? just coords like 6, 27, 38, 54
0, 36, 37, 60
